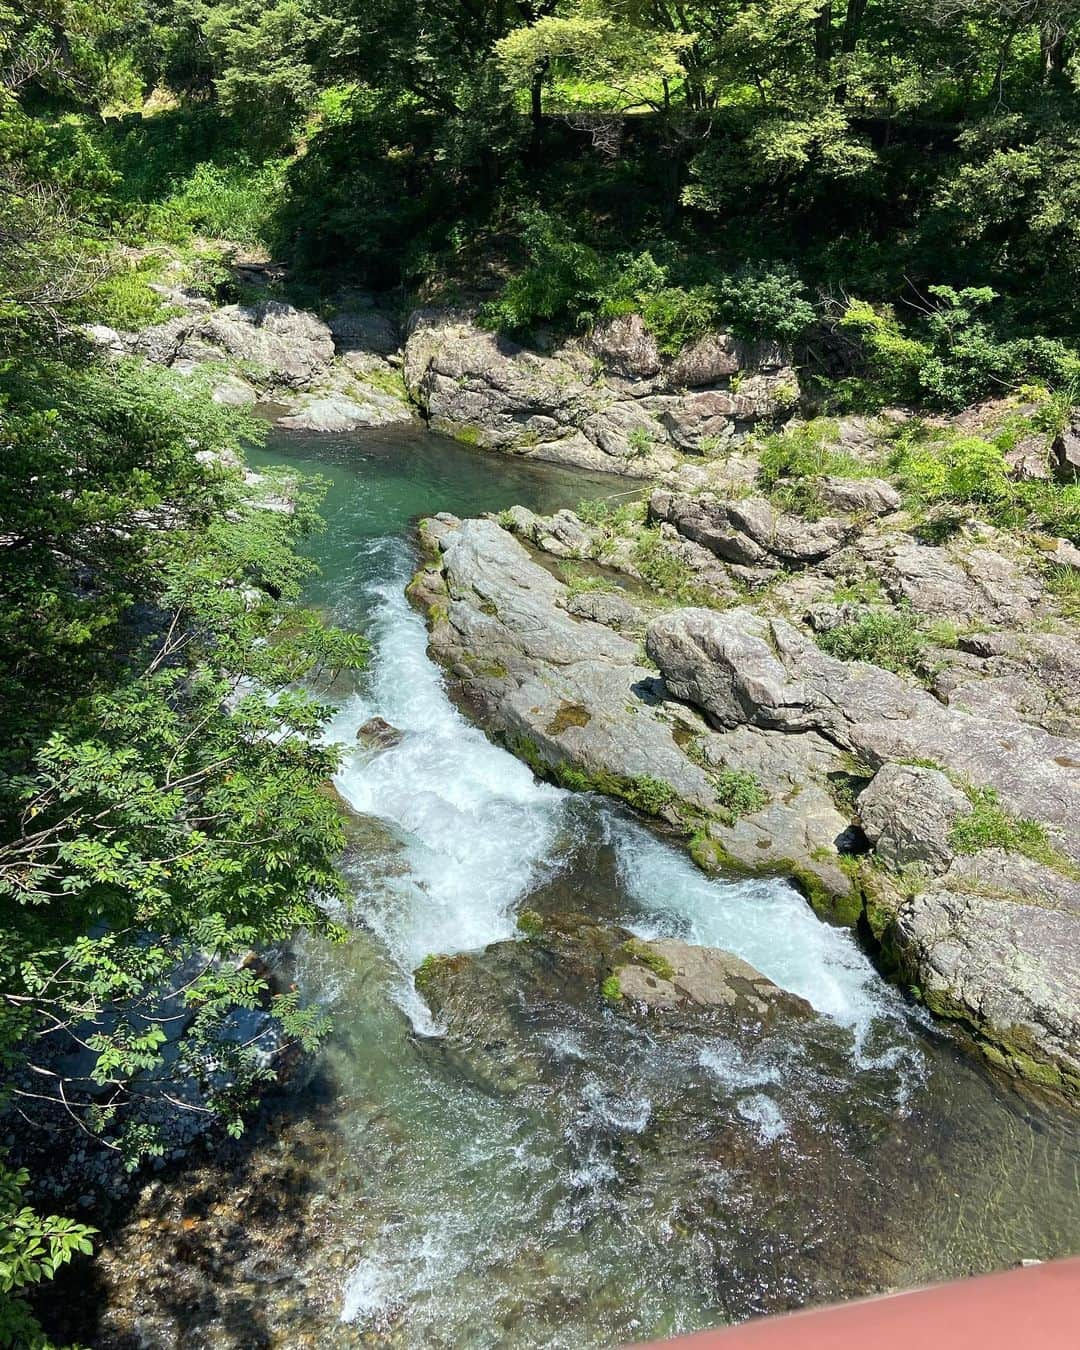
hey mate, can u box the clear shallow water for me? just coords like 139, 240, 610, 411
235, 427, 1079, 1348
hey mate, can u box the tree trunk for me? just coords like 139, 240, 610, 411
814, 1, 833, 81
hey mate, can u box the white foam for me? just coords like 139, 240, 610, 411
325, 537, 914, 1071
328, 540, 571, 1025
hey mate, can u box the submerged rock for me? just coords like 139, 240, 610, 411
275, 388, 412, 432
356, 716, 404, 751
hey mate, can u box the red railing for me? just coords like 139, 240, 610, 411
631, 1256, 1080, 1350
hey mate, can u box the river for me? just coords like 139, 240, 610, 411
75, 424, 1079, 1349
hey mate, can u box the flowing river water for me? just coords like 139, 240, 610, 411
61, 425, 1078, 1349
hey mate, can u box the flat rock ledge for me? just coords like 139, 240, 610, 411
410, 512, 1080, 1103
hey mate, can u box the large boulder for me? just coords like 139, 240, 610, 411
893, 883, 1080, 1098
403, 310, 798, 476
857, 764, 971, 871
644, 607, 1080, 863
649, 491, 851, 566
130, 302, 336, 390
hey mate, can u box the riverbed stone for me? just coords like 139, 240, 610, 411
893, 886, 1080, 1098
275, 388, 413, 431
857, 764, 970, 871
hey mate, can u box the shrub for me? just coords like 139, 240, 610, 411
893, 433, 1011, 505
816, 607, 931, 673
711, 768, 769, 822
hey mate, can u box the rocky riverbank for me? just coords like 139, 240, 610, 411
111, 269, 797, 469
116, 277, 1080, 1102
406, 405, 1080, 1104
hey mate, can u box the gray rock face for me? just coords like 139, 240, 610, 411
882, 539, 1042, 627
210, 374, 258, 407
275, 389, 412, 432
644, 607, 1080, 862
893, 887, 1080, 1095
403, 310, 798, 477
649, 491, 850, 566
1051, 415, 1080, 483
131, 301, 335, 390
413, 516, 862, 913
857, 764, 970, 871
584, 313, 662, 380
817, 477, 901, 516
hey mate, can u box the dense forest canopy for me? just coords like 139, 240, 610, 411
2, 0, 1080, 1341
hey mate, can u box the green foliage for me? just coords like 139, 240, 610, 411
757, 419, 869, 490
710, 768, 769, 823
623, 775, 677, 815
560, 565, 617, 598
949, 787, 1073, 874
516, 909, 544, 939
600, 973, 622, 1002
1046, 564, 1080, 621
147, 158, 285, 246
0, 1162, 95, 1343
479, 213, 815, 352
632, 530, 709, 604
816, 607, 934, 675
893, 433, 1012, 506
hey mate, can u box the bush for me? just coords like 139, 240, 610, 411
817, 607, 932, 673
711, 768, 769, 822
147, 159, 285, 246
893, 433, 1011, 505
757, 419, 867, 487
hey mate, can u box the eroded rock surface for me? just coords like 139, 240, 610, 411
402, 310, 799, 476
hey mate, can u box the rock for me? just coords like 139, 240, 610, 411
403, 310, 798, 476
893, 886, 1080, 1099
817, 477, 901, 516
130, 302, 335, 389
211, 374, 258, 406
584, 314, 662, 380
614, 938, 813, 1023
649, 491, 850, 566
414, 517, 860, 915
411, 517, 718, 819
198, 302, 335, 388
1050, 415, 1080, 483
1005, 434, 1051, 481
128, 313, 196, 365
81, 323, 125, 353
275, 389, 412, 432
1043, 536, 1080, 570
564, 589, 642, 632
645, 607, 1080, 862
356, 716, 404, 751
857, 764, 970, 871
328, 310, 401, 355
882, 538, 1041, 627
941, 849, 1080, 913
667, 333, 786, 389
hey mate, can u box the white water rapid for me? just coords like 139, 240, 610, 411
327, 536, 912, 1061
